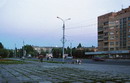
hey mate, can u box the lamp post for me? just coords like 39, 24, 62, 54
14, 44, 16, 58
57, 17, 70, 62
23, 41, 25, 57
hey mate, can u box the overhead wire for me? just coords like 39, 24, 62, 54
66, 23, 97, 30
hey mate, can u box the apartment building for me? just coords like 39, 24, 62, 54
98, 6, 130, 51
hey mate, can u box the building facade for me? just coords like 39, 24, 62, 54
98, 6, 130, 51
33, 46, 61, 54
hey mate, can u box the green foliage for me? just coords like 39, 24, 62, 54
0, 49, 9, 58
52, 48, 62, 58
40, 49, 46, 55
0, 42, 9, 58
8, 50, 14, 57
0, 42, 4, 49
77, 43, 82, 48
23, 45, 35, 57
66, 46, 70, 54
23, 45, 34, 53
72, 46, 95, 58
17, 49, 23, 58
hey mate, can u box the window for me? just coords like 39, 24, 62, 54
104, 37, 108, 40
110, 36, 114, 39
116, 42, 118, 45
109, 21, 115, 25
104, 32, 108, 36
116, 47, 119, 50
123, 18, 127, 21
116, 25, 119, 28
116, 31, 118, 34
128, 23, 130, 26
104, 21, 108, 25
109, 27, 114, 29
128, 17, 130, 21
128, 35, 130, 38
120, 19, 122, 24
110, 42, 114, 45
116, 36, 118, 39
110, 48, 114, 51
129, 29, 130, 32
128, 46, 130, 50
109, 32, 114, 34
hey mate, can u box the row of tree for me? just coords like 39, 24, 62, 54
52, 45, 94, 58
0, 42, 95, 58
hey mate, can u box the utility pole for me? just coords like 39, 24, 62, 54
63, 22, 65, 62
57, 17, 70, 62
70, 42, 72, 57
23, 41, 25, 57
14, 44, 16, 58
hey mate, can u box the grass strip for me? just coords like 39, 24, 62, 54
0, 59, 27, 64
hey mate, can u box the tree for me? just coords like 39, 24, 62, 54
8, 50, 14, 58
77, 43, 82, 48
0, 42, 9, 58
23, 45, 35, 57
52, 48, 62, 58
40, 49, 46, 55
0, 49, 9, 58
0, 42, 4, 49
17, 49, 23, 58
66, 46, 71, 56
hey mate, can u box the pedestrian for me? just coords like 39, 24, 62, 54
47, 57, 49, 60
76, 59, 79, 64
39, 55, 44, 62
78, 59, 82, 64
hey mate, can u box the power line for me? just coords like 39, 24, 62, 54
66, 23, 97, 30
69, 17, 97, 26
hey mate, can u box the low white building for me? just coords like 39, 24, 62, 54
32, 46, 60, 54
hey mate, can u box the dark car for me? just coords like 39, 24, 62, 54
93, 57, 105, 61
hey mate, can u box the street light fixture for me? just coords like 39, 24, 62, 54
57, 16, 71, 62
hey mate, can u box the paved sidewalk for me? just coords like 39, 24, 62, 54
0, 60, 130, 83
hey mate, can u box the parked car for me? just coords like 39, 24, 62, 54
67, 56, 73, 59
93, 57, 105, 61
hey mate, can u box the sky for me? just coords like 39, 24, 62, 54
0, 0, 130, 49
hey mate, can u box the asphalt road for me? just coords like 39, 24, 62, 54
12, 57, 130, 66
44, 58, 130, 66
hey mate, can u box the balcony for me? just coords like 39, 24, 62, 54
98, 29, 103, 32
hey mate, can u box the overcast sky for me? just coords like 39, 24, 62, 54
0, 0, 130, 49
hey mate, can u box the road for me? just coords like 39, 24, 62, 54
44, 58, 130, 66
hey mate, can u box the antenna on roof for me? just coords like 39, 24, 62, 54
122, 5, 124, 9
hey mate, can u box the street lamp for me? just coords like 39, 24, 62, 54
57, 16, 71, 62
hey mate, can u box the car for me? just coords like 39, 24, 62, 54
67, 56, 73, 59
93, 57, 105, 61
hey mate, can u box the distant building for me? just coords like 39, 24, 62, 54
98, 6, 130, 51
32, 46, 61, 54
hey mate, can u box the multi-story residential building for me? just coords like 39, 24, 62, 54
98, 6, 130, 51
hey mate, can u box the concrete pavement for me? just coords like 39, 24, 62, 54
0, 59, 130, 83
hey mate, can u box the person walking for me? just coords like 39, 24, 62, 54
39, 55, 44, 62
